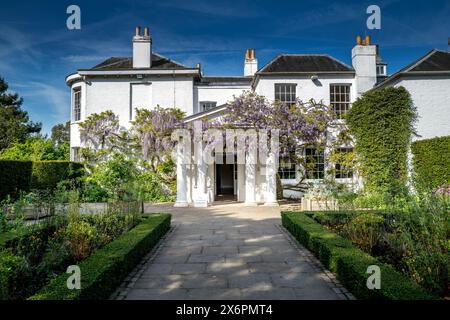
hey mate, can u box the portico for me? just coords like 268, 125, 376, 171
173, 112, 279, 208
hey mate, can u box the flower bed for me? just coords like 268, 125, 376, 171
30, 213, 170, 300
282, 211, 440, 300
0, 209, 146, 300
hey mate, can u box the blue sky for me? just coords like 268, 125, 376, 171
0, 0, 449, 134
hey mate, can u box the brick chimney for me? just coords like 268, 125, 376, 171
244, 48, 258, 77
133, 26, 152, 68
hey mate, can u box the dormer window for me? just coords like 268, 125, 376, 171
200, 101, 216, 112
376, 64, 387, 76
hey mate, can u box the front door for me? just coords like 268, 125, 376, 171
215, 163, 235, 196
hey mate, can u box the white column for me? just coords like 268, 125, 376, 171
237, 163, 245, 202
186, 163, 193, 205
174, 139, 188, 207
264, 152, 278, 206
193, 140, 208, 207
244, 149, 257, 206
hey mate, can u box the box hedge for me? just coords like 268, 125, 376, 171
281, 211, 437, 300
29, 213, 171, 300
411, 136, 450, 191
0, 160, 84, 200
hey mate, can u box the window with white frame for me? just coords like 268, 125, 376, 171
305, 147, 325, 179
376, 65, 387, 76
274, 83, 296, 104
335, 147, 353, 179
72, 87, 81, 121
278, 155, 296, 180
200, 101, 217, 112
330, 84, 351, 119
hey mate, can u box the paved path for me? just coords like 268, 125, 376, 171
114, 203, 352, 300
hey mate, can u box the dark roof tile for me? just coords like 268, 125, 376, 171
259, 54, 353, 73
410, 50, 450, 72
89, 53, 190, 70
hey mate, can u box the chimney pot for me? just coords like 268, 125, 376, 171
245, 49, 250, 60
365, 35, 371, 45
144, 27, 149, 37
356, 35, 362, 45
251, 49, 255, 59
135, 26, 141, 36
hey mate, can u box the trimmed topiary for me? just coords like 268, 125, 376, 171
281, 211, 438, 300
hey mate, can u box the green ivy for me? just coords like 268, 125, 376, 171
346, 87, 417, 196
411, 136, 450, 191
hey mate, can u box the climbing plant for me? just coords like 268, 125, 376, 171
346, 86, 417, 196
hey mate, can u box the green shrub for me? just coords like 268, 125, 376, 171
0, 161, 33, 200
282, 212, 437, 300
346, 87, 417, 197
0, 249, 31, 300
411, 136, 450, 191
342, 212, 384, 253
0, 160, 84, 201
30, 214, 171, 300
65, 220, 97, 261
0, 210, 143, 300
30, 161, 84, 190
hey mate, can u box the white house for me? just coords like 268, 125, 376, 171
374, 48, 450, 140
66, 27, 450, 207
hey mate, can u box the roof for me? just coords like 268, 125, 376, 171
257, 54, 354, 74
376, 49, 450, 88
182, 103, 228, 123
83, 52, 190, 71
196, 76, 252, 86
408, 49, 450, 72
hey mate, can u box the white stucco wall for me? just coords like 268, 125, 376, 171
194, 85, 250, 113
69, 75, 195, 158
389, 75, 450, 140
254, 74, 357, 105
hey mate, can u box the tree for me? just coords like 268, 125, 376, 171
131, 106, 184, 171
79, 110, 130, 164
78, 107, 184, 200
0, 77, 41, 150
0, 137, 69, 161
51, 121, 70, 146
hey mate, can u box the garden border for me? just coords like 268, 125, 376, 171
281, 211, 438, 300
29, 213, 171, 300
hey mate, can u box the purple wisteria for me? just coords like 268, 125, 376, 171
222, 91, 335, 157
131, 106, 184, 166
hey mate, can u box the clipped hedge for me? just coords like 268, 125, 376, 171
282, 212, 437, 300
411, 136, 450, 191
0, 161, 33, 201
0, 160, 84, 200
29, 214, 171, 300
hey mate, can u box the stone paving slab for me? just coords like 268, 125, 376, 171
113, 203, 354, 300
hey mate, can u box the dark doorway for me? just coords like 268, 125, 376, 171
216, 163, 235, 195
